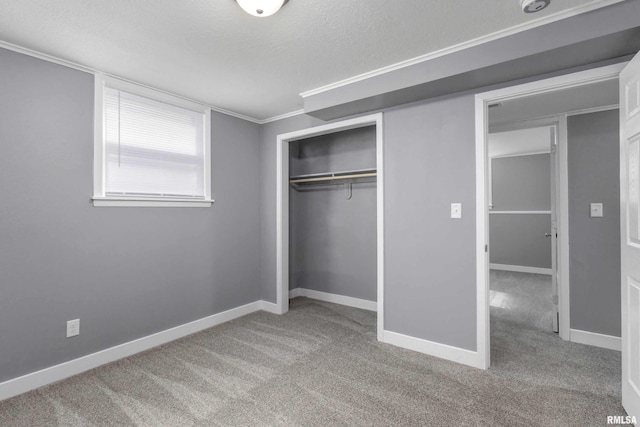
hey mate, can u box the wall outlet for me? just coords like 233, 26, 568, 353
66, 319, 79, 338
451, 203, 462, 219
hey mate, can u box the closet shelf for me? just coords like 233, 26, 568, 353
289, 168, 377, 185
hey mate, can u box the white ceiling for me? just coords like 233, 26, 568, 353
0, 0, 621, 121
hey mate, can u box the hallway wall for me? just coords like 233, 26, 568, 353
568, 109, 621, 337
490, 153, 552, 270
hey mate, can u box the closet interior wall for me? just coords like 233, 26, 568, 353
289, 126, 377, 302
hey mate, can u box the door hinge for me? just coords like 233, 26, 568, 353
551, 144, 557, 154
485, 244, 488, 253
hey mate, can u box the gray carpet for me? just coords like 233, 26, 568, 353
0, 274, 625, 426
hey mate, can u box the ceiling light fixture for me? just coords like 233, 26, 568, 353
236, 0, 289, 17
520, 0, 550, 13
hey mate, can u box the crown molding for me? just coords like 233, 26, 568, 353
258, 109, 306, 124
0, 39, 265, 124
2, 0, 624, 126
0, 39, 94, 74
299, 0, 626, 98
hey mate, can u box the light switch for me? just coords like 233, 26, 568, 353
451, 203, 462, 219
590, 203, 603, 218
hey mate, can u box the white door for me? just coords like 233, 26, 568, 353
549, 127, 559, 333
621, 51, 640, 420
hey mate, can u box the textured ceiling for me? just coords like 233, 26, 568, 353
0, 0, 620, 120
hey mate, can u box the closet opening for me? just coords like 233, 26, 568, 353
276, 114, 385, 340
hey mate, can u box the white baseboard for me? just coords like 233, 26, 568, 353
0, 300, 277, 402
289, 288, 377, 312
382, 330, 483, 369
570, 328, 621, 351
289, 288, 302, 299
258, 300, 283, 314
490, 263, 552, 275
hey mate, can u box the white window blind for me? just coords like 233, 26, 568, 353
104, 86, 206, 199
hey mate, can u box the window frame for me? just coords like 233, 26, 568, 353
93, 74, 213, 207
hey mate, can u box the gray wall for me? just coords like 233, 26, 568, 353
568, 110, 621, 337
289, 127, 377, 301
260, 115, 324, 303
0, 48, 262, 382
383, 96, 477, 351
490, 215, 551, 269
2, 38, 623, 386
260, 95, 478, 352
490, 154, 551, 269
491, 154, 551, 211
289, 127, 376, 176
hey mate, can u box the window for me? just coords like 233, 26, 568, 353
93, 75, 212, 207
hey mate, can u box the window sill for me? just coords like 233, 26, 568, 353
92, 197, 214, 208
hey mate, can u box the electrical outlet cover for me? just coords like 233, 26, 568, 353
66, 319, 79, 338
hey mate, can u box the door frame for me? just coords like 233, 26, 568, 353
475, 62, 625, 369
275, 113, 385, 340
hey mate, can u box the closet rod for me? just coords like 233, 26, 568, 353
290, 172, 377, 184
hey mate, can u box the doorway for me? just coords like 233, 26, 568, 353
475, 62, 625, 369
487, 124, 559, 337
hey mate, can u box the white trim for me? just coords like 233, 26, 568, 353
475, 62, 624, 368
92, 198, 214, 208
275, 131, 289, 315
479, 63, 625, 104
289, 288, 302, 299
557, 114, 571, 340
490, 150, 551, 159
382, 331, 482, 369
0, 9, 624, 129
489, 211, 551, 215
490, 105, 619, 131
204, 108, 213, 201
570, 329, 622, 351
376, 116, 385, 341
207, 105, 261, 125
275, 113, 385, 338
93, 74, 105, 198
490, 263, 552, 275
0, 39, 95, 75
102, 75, 207, 113
299, 0, 625, 98
565, 104, 620, 117
0, 39, 265, 124
0, 300, 279, 402
475, 95, 490, 370
258, 300, 282, 314
92, 74, 213, 207
258, 110, 305, 124
288, 288, 377, 312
